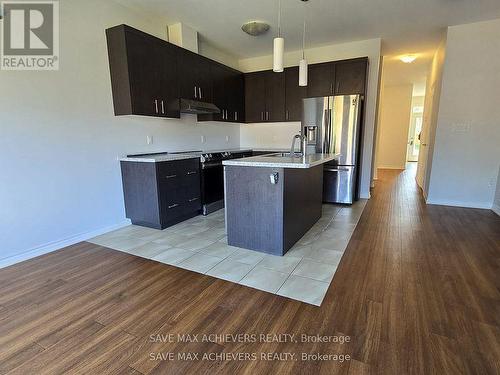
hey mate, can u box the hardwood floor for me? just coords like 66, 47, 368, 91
1, 167, 499, 374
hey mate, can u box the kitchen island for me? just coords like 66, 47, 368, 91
223, 153, 338, 256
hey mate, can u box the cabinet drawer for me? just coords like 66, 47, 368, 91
157, 158, 200, 182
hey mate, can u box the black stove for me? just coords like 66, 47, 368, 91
199, 150, 252, 215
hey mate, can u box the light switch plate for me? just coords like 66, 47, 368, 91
225, 135, 230, 142
146, 135, 153, 145
201, 135, 206, 143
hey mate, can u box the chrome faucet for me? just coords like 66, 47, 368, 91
290, 134, 304, 157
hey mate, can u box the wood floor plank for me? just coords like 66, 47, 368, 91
1, 166, 499, 374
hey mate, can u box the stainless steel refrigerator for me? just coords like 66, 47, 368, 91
302, 95, 362, 204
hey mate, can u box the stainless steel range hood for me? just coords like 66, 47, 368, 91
180, 98, 220, 115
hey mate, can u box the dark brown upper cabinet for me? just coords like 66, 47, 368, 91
307, 62, 335, 97
199, 62, 244, 123
178, 49, 212, 102
334, 58, 368, 95
106, 25, 180, 118
245, 70, 285, 123
285, 67, 307, 121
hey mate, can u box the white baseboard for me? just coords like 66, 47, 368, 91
426, 199, 493, 210
377, 165, 405, 170
0, 220, 131, 269
493, 203, 500, 216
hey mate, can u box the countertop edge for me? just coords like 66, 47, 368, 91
222, 154, 338, 169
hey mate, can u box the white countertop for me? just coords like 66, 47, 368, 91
119, 148, 289, 163
223, 153, 340, 169
120, 153, 201, 163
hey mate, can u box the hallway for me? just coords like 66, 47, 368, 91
0, 168, 499, 374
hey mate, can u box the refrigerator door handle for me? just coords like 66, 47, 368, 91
324, 167, 352, 172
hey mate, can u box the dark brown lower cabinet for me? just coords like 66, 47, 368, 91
120, 158, 201, 229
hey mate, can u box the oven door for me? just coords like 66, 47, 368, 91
201, 162, 224, 207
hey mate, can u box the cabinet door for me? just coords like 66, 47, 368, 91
158, 42, 180, 118
334, 59, 367, 95
285, 67, 306, 121
245, 72, 267, 122
210, 63, 228, 121
178, 50, 211, 101
125, 31, 162, 116
265, 71, 286, 122
227, 72, 245, 122
307, 62, 334, 97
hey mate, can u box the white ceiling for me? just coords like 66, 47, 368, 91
117, 0, 500, 59
382, 52, 434, 96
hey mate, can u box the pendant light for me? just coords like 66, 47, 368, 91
299, 0, 308, 86
273, 0, 284, 72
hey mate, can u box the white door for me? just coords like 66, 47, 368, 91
407, 111, 423, 162
416, 86, 433, 189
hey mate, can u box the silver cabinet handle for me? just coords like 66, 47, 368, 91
154, 99, 158, 114
165, 174, 177, 179
161, 100, 165, 114
198, 87, 202, 99
266, 111, 270, 121
188, 197, 199, 202
194, 86, 197, 98
261, 112, 264, 121
286, 110, 289, 120
187, 171, 197, 175
336, 81, 340, 93
168, 204, 179, 209
222, 110, 225, 120
235, 112, 238, 121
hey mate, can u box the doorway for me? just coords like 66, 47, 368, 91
407, 104, 424, 162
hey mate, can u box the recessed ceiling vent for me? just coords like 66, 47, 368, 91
241, 21, 270, 36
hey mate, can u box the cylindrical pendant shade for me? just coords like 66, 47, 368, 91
299, 58, 308, 86
273, 37, 284, 72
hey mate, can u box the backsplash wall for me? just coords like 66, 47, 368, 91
239, 122, 301, 149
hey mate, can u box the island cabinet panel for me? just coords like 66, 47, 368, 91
121, 159, 201, 230
225, 166, 285, 254
224, 165, 324, 255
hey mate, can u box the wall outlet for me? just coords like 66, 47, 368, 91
146, 135, 153, 145
201, 135, 206, 143
225, 135, 230, 143
452, 123, 471, 133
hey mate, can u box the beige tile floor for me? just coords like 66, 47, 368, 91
89, 200, 367, 306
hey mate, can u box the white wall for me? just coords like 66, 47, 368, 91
238, 38, 382, 199
240, 123, 301, 149
427, 18, 500, 209
0, 0, 240, 265
376, 84, 413, 169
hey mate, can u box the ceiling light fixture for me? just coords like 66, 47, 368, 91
273, 0, 284, 72
241, 21, 270, 36
400, 54, 417, 63
299, 0, 309, 86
